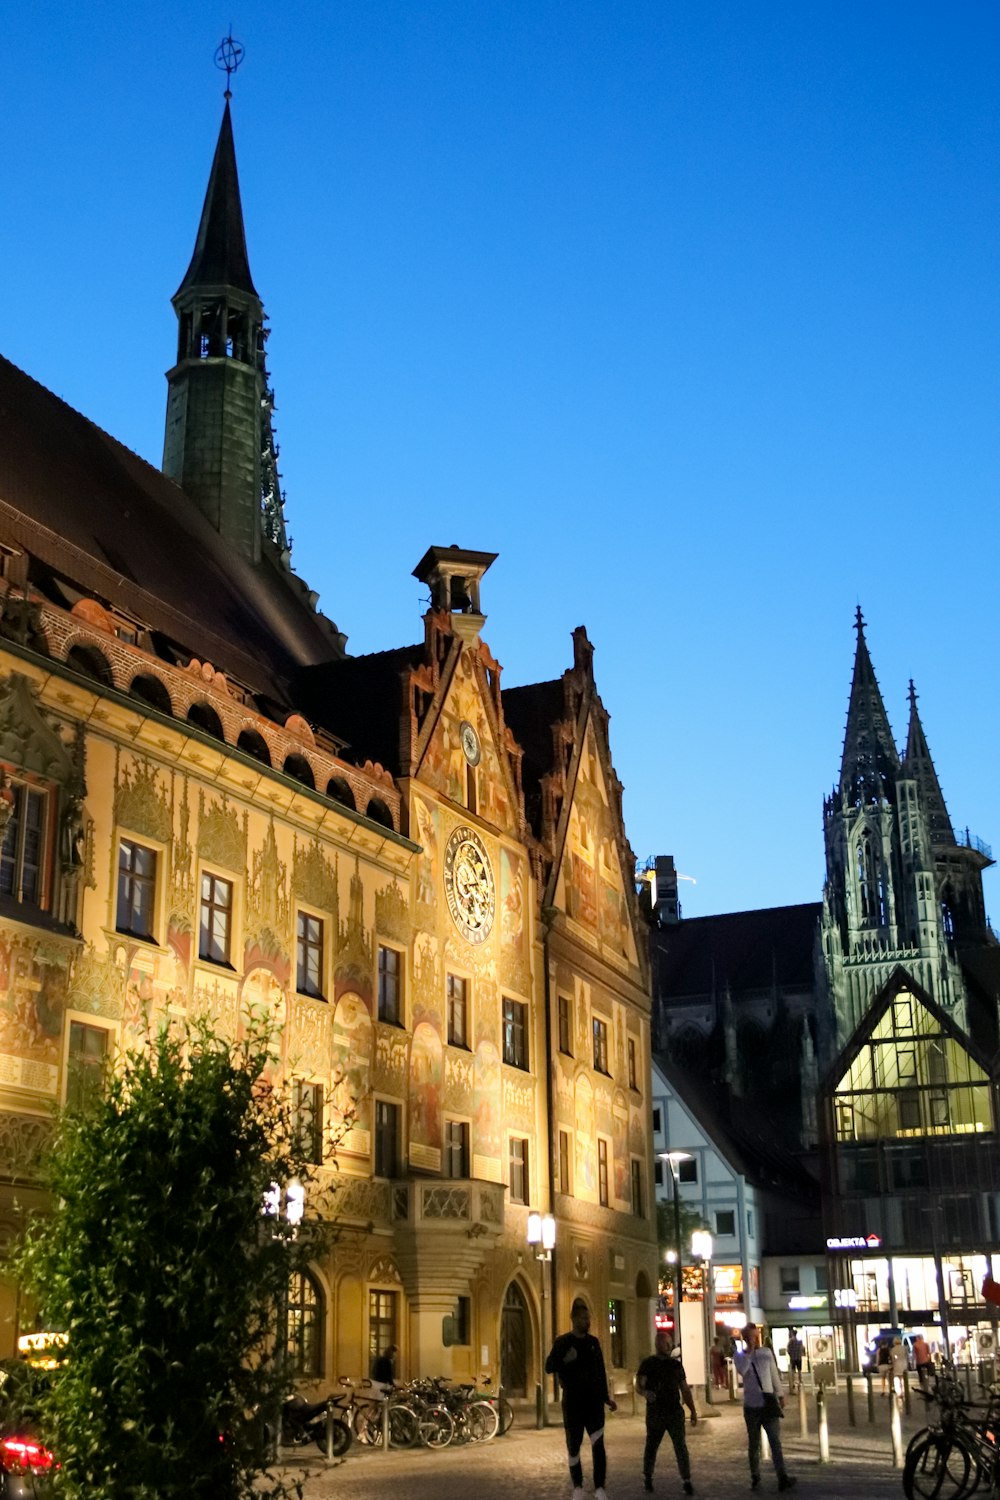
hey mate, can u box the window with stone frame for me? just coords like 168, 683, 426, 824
293, 1079, 324, 1165
199, 871, 233, 965
0, 779, 50, 910
502, 996, 529, 1070
592, 1015, 610, 1075
378, 944, 403, 1025
558, 995, 573, 1055
509, 1136, 529, 1205
67, 1020, 110, 1112
598, 1137, 610, 1206
116, 838, 157, 940
287, 1270, 323, 1379
296, 911, 325, 999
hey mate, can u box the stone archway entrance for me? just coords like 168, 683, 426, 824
501, 1280, 529, 1397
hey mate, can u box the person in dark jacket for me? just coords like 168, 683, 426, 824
636, 1330, 697, 1493
545, 1297, 617, 1500
371, 1343, 397, 1387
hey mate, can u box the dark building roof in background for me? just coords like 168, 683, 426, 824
502, 678, 564, 829
175, 102, 258, 300
0, 354, 343, 702
653, 903, 822, 999
297, 645, 425, 773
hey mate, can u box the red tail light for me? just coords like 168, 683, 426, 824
1, 1437, 55, 1471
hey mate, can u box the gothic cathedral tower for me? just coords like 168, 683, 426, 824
820, 610, 994, 1047
163, 101, 287, 562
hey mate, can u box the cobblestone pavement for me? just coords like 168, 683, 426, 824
287, 1390, 921, 1500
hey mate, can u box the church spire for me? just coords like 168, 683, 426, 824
838, 608, 899, 805
175, 100, 258, 300
902, 679, 955, 848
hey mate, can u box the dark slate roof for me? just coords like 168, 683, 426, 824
958, 943, 1000, 1061
0, 354, 343, 701
296, 646, 425, 773
502, 679, 564, 829
653, 903, 822, 999
176, 102, 258, 299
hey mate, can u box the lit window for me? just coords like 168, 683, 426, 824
287, 1270, 323, 1378
378, 945, 402, 1024
116, 840, 157, 939
368, 1289, 398, 1371
502, 997, 529, 1070
296, 912, 324, 998
199, 871, 233, 964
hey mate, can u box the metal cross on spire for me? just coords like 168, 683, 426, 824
214, 30, 245, 100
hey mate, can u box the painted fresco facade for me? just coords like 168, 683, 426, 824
0, 103, 656, 1393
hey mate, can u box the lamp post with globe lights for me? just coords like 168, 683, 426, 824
527, 1211, 556, 1427
263, 1176, 306, 1458
659, 1151, 692, 1354
691, 1228, 714, 1405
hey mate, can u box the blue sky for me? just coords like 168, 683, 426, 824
4, 3, 998, 919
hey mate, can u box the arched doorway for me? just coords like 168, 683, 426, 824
501, 1281, 529, 1397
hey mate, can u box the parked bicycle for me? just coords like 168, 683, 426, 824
903, 1364, 1000, 1500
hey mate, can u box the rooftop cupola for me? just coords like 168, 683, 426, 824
412, 545, 498, 642
163, 80, 286, 563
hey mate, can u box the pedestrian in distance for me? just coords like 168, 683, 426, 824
890, 1336, 909, 1399
912, 1332, 933, 1388
877, 1339, 891, 1395
371, 1342, 398, 1388
733, 1322, 797, 1493
785, 1328, 804, 1393
635, 1329, 697, 1494
545, 1296, 618, 1500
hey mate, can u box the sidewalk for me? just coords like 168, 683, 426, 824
285, 1385, 919, 1500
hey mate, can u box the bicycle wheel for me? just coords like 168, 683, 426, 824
387, 1403, 419, 1449
353, 1404, 381, 1445
904, 1432, 974, 1500
498, 1397, 514, 1434
420, 1403, 455, 1449
312, 1416, 352, 1458
469, 1400, 500, 1441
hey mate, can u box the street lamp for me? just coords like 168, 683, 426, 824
527, 1211, 556, 1428
659, 1151, 692, 1355
263, 1177, 306, 1458
691, 1228, 714, 1405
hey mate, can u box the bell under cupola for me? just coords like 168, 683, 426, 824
412, 545, 498, 642
163, 95, 286, 563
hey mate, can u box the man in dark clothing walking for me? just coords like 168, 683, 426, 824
545, 1297, 617, 1500
636, 1330, 697, 1493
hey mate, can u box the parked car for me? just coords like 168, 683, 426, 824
0, 1363, 55, 1499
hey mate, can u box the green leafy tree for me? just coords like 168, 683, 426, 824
15, 1014, 333, 1500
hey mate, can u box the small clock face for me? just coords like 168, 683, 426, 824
459, 719, 482, 766
443, 825, 495, 944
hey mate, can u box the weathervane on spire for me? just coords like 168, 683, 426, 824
214, 30, 245, 100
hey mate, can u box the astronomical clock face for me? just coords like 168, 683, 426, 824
443, 825, 495, 944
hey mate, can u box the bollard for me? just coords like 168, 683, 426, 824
817, 1385, 830, 1464
729, 1361, 737, 1402
535, 1382, 544, 1429
904, 1370, 911, 1417
761, 1423, 771, 1464
382, 1396, 391, 1452
846, 1373, 856, 1427
325, 1402, 337, 1462
890, 1390, 903, 1469
866, 1371, 875, 1424
798, 1381, 809, 1436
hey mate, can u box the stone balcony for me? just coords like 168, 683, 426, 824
390, 1178, 506, 1302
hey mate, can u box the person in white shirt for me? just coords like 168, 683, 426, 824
733, 1323, 797, 1493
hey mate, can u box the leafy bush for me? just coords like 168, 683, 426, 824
15, 1015, 326, 1500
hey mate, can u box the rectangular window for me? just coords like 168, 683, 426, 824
715, 1209, 736, 1237
116, 839, 157, 939
378, 945, 402, 1024
293, 1080, 324, 1165
630, 1158, 644, 1217
374, 1100, 400, 1178
0, 781, 47, 907
199, 871, 233, 964
502, 997, 529, 1070
287, 1270, 322, 1379
444, 1295, 471, 1347
779, 1266, 800, 1294
598, 1137, 609, 1206
654, 1161, 663, 1186
67, 1020, 109, 1111
296, 911, 324, 998
509, 1137, 529, 1205
368, 1289, 398, 1372
444, 1118, 470, 1179
447, 974, 468, 1048
652, 1107, 662, 1133
608, 1298, 625, 1368
678, 1157, 698, 1184
747, 1209, 755, 1238
558, 995, 573, 1055
628, 1037, 638, 1091
558, 1129, 571, 1196
814, 1264, 828, 1292
592, 1016, 609, 1074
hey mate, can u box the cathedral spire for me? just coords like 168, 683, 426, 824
838, 608, 899, 805
902, 679, 955, 848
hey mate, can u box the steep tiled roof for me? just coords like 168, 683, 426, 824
653, 903, 822, 999
296, 646, 425, 775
